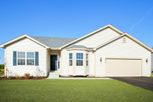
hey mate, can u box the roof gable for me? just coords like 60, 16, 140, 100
60, 24, 124, 49
0, 35, 50, 48
95, 34, 152, 52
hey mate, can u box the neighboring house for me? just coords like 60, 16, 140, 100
0, 24, 152, 77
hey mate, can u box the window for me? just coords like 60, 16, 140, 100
76, 53, 83, 66
17, 52, 25, 65
13, 51, 39, 66
27, 52, 35, 65
69, 53, 73, 66
86, 54, 88, 66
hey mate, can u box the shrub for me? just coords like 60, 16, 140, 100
0, 64, 4, 75
24, 73, 30, 79
15, 74, 20, 79
0, 64, 4, 69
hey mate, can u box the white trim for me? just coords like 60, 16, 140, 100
0, 34, 50, 48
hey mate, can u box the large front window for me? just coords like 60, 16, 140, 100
76, 53, 83, 66
13, 51, 39, 66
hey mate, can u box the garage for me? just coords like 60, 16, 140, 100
106, 58, 142, 76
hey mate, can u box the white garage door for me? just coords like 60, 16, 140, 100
106, 58, 142, 76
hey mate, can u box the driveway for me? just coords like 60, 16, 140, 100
112, 77, 153, 91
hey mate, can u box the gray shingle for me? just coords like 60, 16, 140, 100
30, 36, 76, 48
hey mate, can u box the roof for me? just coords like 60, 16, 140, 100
0, 34, 76, 49
31, 36, 76, 48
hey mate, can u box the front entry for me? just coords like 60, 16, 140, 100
50, 55, 58, 71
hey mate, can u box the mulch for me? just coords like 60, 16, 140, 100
0, 76, 47, 80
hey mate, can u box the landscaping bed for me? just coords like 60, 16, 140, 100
0, 76, 47, 80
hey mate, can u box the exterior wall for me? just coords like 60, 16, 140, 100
60, 49, 69, 76
75, 28, 120, 48
95, 36, 151, 77
4, 38, 48, 77
60, 49, 88, 76
88, 51, 95, 76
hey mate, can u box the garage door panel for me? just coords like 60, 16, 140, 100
106, 59, 142, 76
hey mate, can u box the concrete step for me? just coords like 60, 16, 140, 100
48, 71, 59, 79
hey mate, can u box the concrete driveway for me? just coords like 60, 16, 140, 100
112, 77, 153, 91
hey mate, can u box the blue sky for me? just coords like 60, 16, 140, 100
0, 0, 153, 64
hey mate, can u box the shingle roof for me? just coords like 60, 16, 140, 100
31, 36, 76, 48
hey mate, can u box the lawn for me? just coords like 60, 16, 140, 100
0, 79, 153, 102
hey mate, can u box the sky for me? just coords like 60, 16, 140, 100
0, 0, 153, 64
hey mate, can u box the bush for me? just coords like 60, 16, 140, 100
0, 64, 4, 69
0, 64, 4, 75
24, 73, 30, 79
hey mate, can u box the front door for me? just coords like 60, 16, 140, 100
50, 55, 58, 71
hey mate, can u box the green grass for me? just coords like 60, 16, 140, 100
0, 79, 153, 102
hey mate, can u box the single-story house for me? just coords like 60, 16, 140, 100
0, 24, 152, 78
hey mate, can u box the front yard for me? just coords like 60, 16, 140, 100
0, 79, 153, 102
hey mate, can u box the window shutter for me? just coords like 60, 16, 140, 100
13, 51, 17, 66
35, 52, 39, 66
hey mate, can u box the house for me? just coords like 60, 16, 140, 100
0, 24, 152, 78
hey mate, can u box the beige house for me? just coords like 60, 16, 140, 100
0, 24, 152, 78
